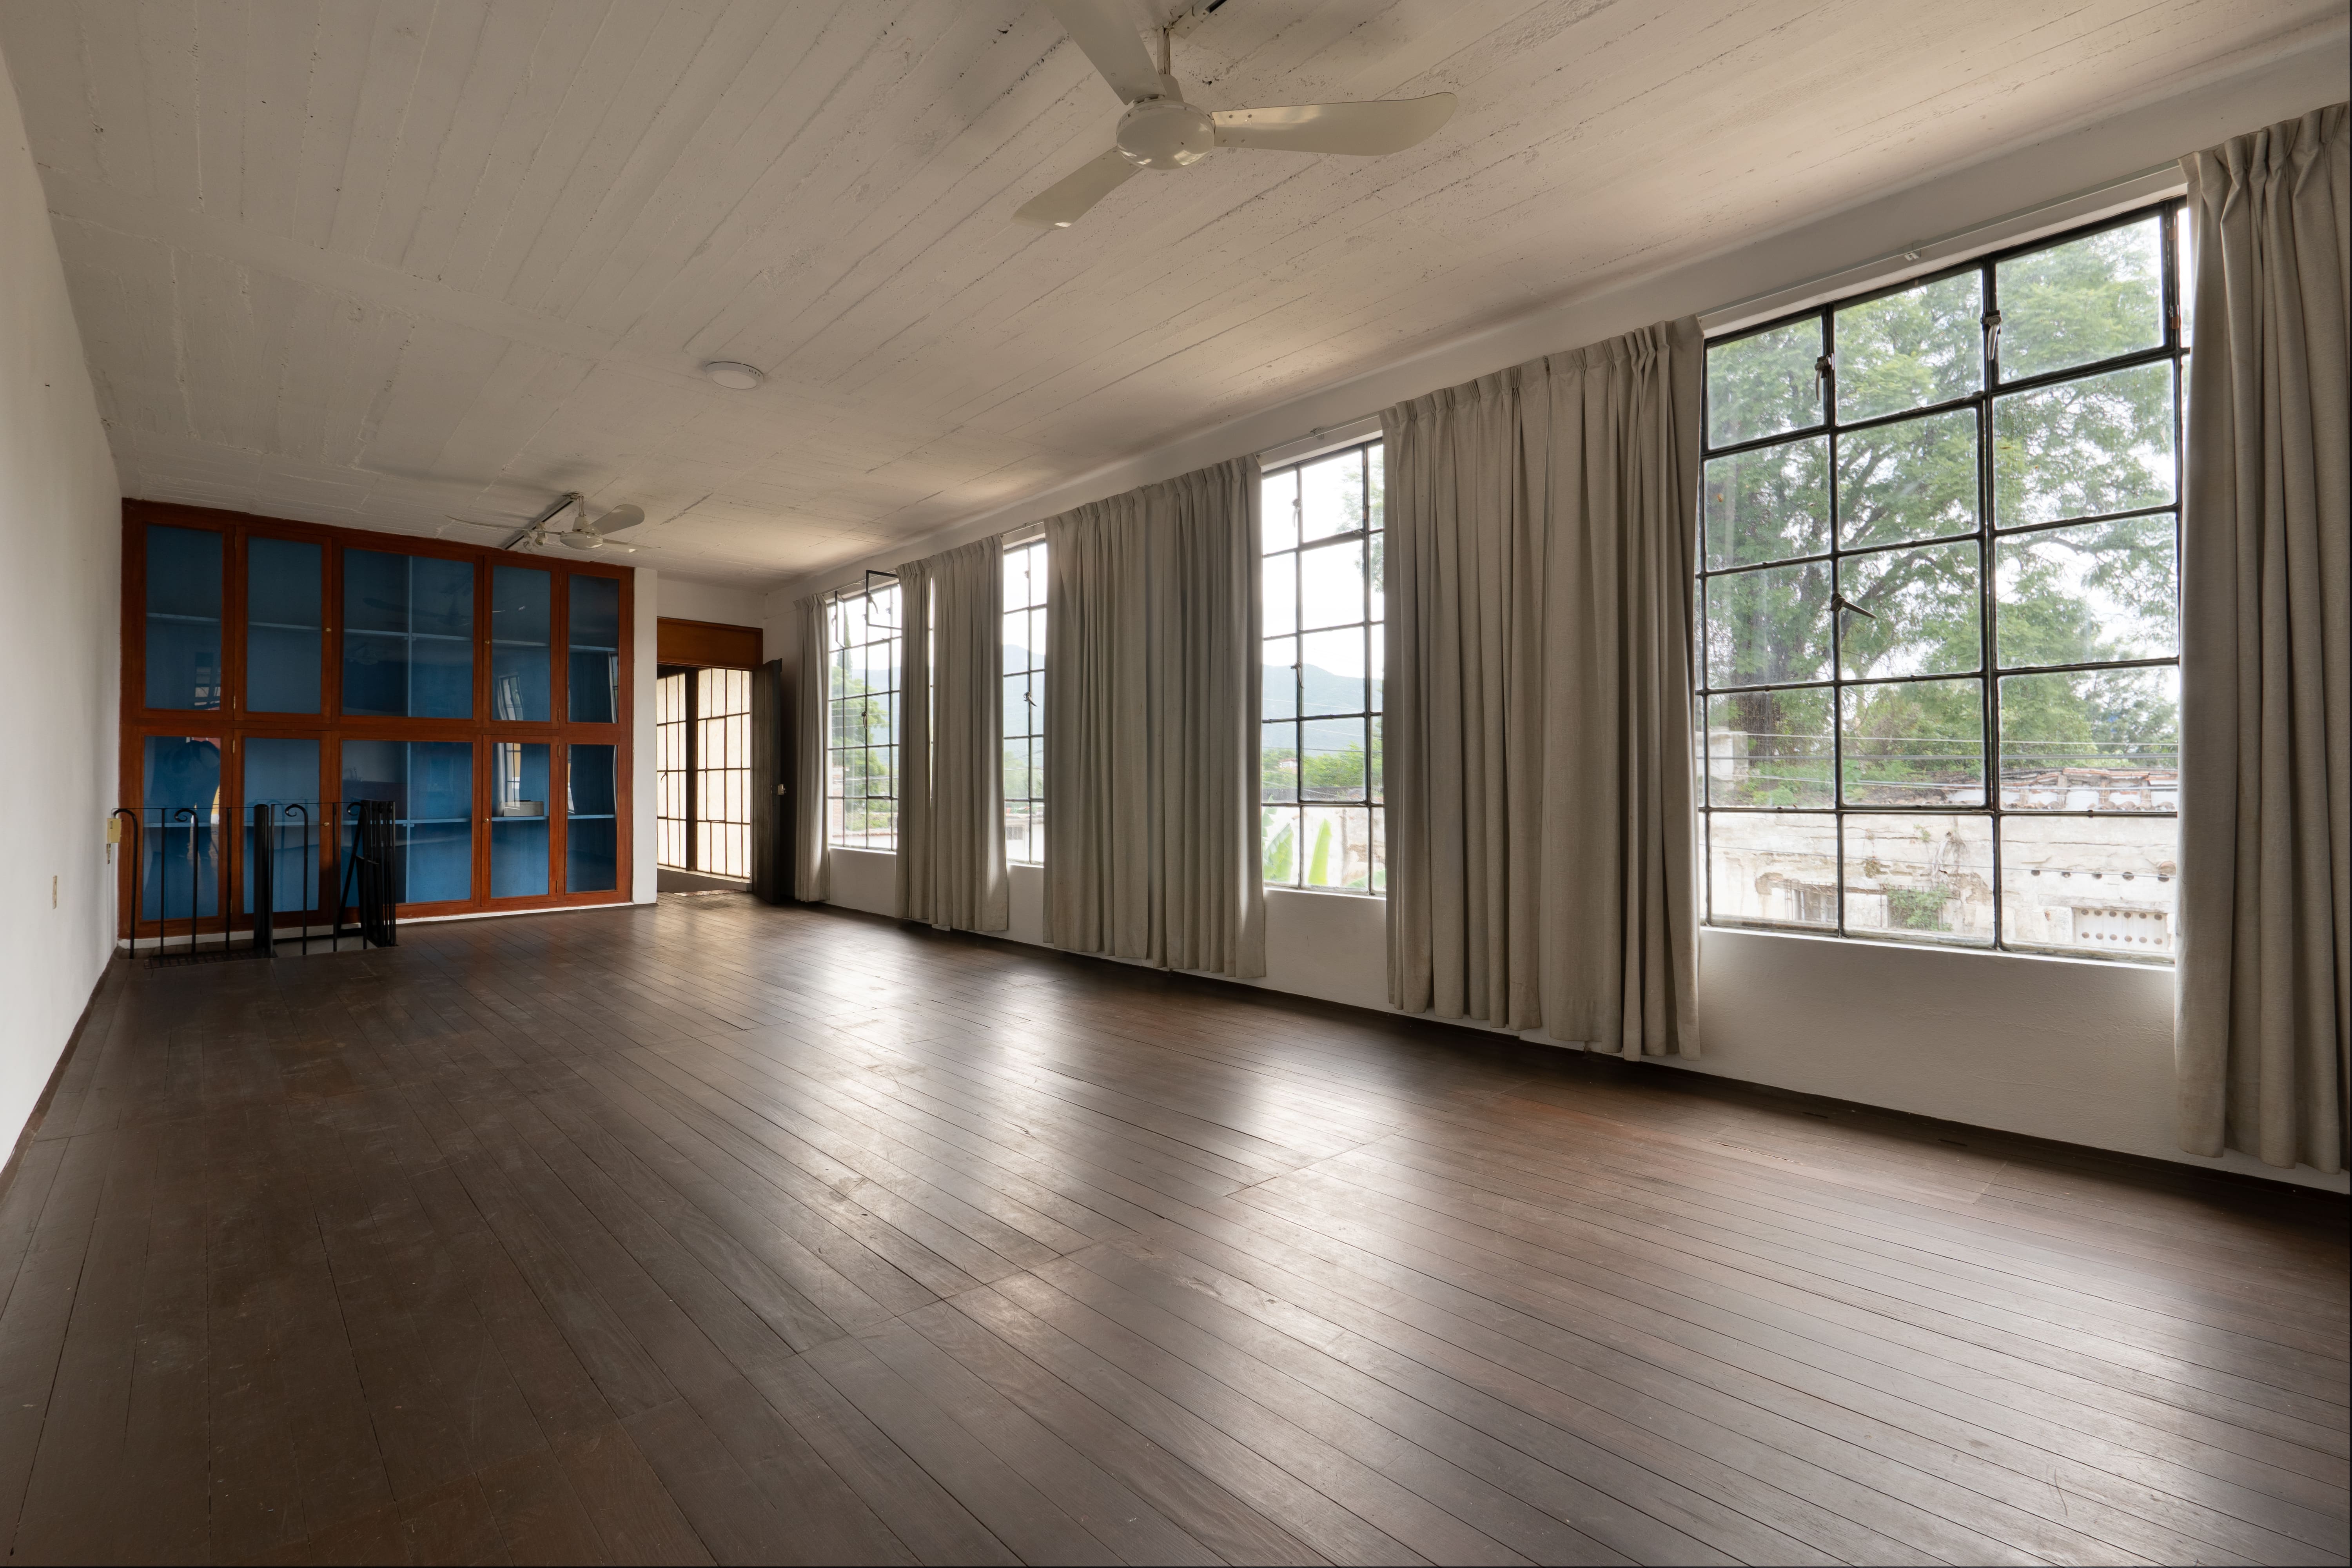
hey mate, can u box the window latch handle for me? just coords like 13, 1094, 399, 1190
1982, 309, 2003, 364
1829, 591, 1876, 622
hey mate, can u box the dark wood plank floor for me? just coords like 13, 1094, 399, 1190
2, 893, 2343, 1566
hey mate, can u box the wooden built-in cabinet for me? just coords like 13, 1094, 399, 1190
118, 499, 634, 938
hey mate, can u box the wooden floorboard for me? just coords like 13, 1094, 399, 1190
2, 894, 2342, 1566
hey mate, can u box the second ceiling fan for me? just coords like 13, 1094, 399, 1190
1016, 0, 1456, 229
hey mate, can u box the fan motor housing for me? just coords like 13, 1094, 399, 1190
1116, 99, 1214, 169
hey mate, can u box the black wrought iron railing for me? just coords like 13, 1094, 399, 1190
117, 799, 399, 962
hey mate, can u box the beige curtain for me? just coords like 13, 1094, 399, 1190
1383, 319, 1704, 1054
895, 540, 1009, 931
1044, 458, 1264, 977
2176, 103, 2350, 1173
791, 592, 831, 902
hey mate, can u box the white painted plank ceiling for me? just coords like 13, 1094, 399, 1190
0, 0, 2331, 585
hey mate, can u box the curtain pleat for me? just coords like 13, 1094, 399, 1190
2176, 103, 2351, 1173
792, 592, 831, 902
1044, 459, 1264, 977
923, 540, 1009, 932
1383, 319, 1703, 1053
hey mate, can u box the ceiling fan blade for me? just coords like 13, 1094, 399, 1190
1041, 0, 1165, 103
591, 503, 646, 535
1015, 148, 1141, 228
1212, 94, 1457, 156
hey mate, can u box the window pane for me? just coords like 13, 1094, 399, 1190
1299, 449, 1365, 541
1835, 408, 1978, 550
146, 525, 223, 711
1998, 668, 2177, 810
1299, 629, 1367, 717
490, 741, 551, 898
2000, 815, 2177, 958
1261, 552, 1297, 635
1302, 718, 1367, 802
1840, 814, 1994, 946
1708, 318, 1822, 446
1841, 678, 1984, 806
1996, 215, 2164, 383
1837, 540, 1980, 679
1301, 806, 1374, 890
490, 565, 552, 721
1261, 721, 1299, 802
1261, 637, 1298, 720
1994, 515, 2175, 668
1835, 270, 1983, 423
568, 575, 621, 722
1704, 436, 1828, 569
1261, 805, 1301, 886
1707, 811, 1838, 929
1262, 471, 1299, 551
1993, 361, 2174, 528
1705, 689, 1833, 809
247, 537, 322, 714
1298, 538, 1364, 629
1704, 561, 1831, 687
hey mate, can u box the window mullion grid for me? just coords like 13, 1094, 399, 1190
1702, 203, 2184, 958
1824, 303, 1848, 938
1978, 248, 2003, 951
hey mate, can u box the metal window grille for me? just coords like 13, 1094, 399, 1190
1260, 439, 1385, 893
1695, 201, 2187, 962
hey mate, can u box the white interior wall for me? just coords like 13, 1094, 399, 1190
0, 53, 123, 1153
657, 577, 768, 640
769, 42, 2350, 1192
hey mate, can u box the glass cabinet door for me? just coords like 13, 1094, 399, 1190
247, 537, 323, 713
568, 575, 620, 722
566, 744, 617, 892
490, 566, 552, 720
343, 550, 474, 718
490, 741, 551, 897
145, 526, 223, 711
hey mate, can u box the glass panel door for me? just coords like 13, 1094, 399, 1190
343, 550, 474, 718
490, 566, 552, 720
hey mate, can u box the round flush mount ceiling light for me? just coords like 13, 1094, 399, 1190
701, 360, 765, 390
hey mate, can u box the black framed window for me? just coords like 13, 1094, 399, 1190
1259, 439, 1385, 893
1002, 538, 1047, 864
826, 583, 902, 849
1697, 203, 2185, 962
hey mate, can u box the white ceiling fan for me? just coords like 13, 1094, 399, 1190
445, 494, 647, 554
1017, 0, 1456, 229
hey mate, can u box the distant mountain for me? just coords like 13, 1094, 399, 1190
1001, 647, 1376, 748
